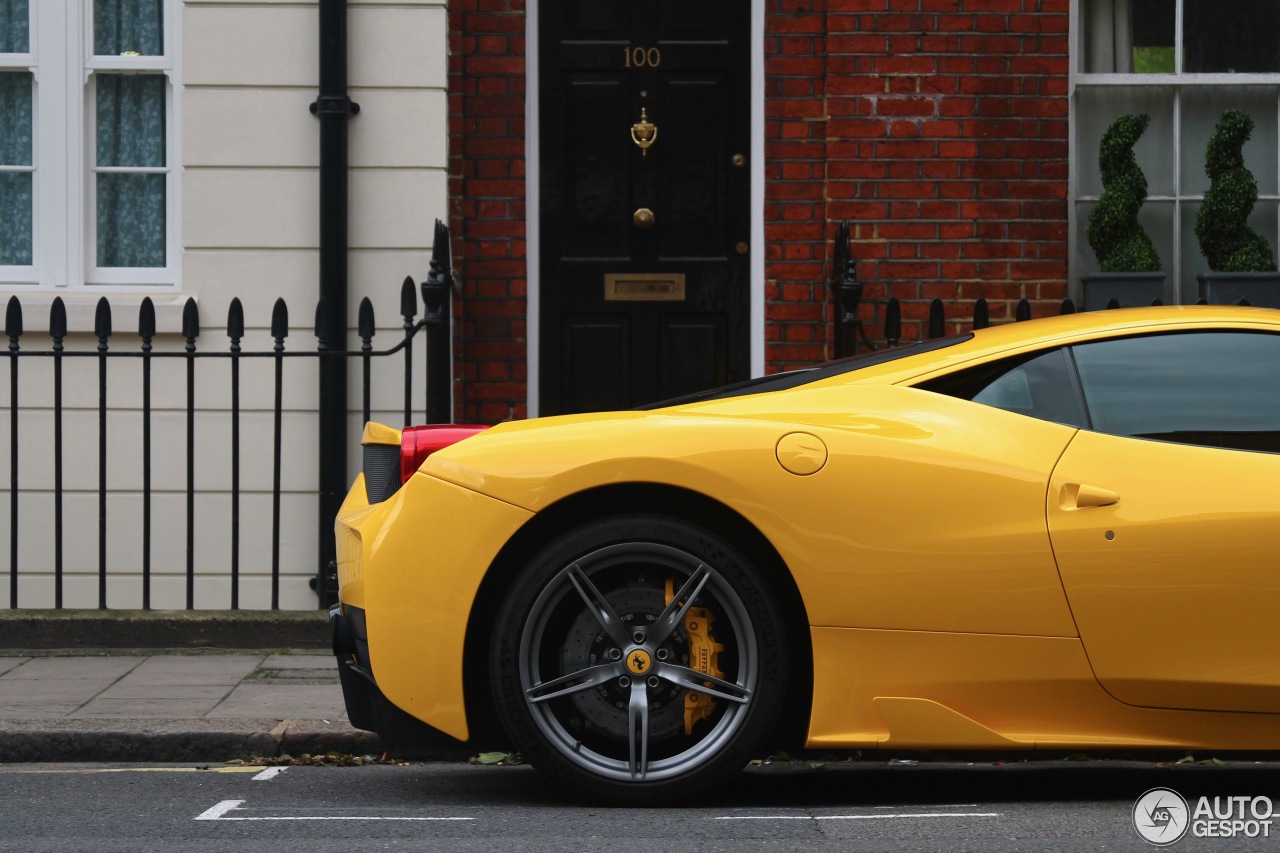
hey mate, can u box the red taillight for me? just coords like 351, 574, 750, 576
399, 424, 489, 483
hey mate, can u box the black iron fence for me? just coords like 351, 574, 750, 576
4, 243, 453, 612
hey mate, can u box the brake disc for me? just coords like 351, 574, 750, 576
560, 585, 688, 742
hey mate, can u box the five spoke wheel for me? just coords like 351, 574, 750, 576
491, 515, 787, 804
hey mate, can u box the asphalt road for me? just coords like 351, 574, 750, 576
2, 759, 1278, 852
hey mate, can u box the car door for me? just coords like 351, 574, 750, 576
1046, 330, 1280, 713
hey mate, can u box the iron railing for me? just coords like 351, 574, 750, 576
4, 243, 452, 612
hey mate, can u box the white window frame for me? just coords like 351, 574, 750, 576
0, 0, 180, 292
1069, 0, 1280, 304
0, 11, 37, 286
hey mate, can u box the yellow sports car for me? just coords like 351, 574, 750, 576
331, 305, 1280, 803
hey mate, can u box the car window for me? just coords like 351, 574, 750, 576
916, 347, 1086, 428
1071, 331, 1280, 453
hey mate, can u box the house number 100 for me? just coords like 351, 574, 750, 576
624, 47, 662, 68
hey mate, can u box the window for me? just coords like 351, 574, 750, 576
0, 2, 32, 271
1072, 0, 1279, 303
0, 0, 177, 290
917, 348, 1087, 428
1071, 332, 1280, 452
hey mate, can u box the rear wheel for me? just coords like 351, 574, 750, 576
490, 515, 787, 804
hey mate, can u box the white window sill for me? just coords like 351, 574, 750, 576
0, 290, 195, 336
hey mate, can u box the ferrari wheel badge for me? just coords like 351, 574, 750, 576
626, 649, 653, 676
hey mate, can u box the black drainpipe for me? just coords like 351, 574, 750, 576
311, 0, 359, 608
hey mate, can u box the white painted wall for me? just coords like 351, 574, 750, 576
0, 0, 452, 610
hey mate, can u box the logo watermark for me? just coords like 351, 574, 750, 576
1133, 787, 1275, 845
1134, 788, 1189, 846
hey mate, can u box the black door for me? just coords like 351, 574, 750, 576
538, 1, 751, 415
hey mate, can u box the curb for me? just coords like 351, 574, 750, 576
0, 718, 472, 763
0, 610, 330, 651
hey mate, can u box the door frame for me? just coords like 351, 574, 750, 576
524, 0, 765, 418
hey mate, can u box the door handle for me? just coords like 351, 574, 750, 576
1059, 482, 1120, 510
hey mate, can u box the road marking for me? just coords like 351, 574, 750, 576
252, 767, 287, 781
196, 800, 246, 821
195, 800, 474, 822
4, 767, 264, 775
717, 812, 1001, 821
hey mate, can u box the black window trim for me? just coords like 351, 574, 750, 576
1061, 346, 1094, 432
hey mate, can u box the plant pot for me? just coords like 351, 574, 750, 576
1196, 271, 1280, 309
1081, 272, 1166, 311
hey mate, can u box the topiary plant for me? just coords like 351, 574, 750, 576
1087, 114, 1162, 273
1194, 109, 1278, 272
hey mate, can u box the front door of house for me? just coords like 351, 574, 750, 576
538, 1, 751, 415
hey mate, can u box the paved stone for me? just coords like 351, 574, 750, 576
0, 703, 82, 718
0, 646, 471, 763
261, 652, 337, 670
119, 654, 263, 685
0, 613, 472, 764
70, 698, 230, 719
95, 683, 235, 701
1, 656, 142, 680
0, 657, 27, 676
0, 679, 120, 707
209, 682, 348, 720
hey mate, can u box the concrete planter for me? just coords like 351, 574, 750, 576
1081, 272, 1166, 311
1196, 271, 1280, 309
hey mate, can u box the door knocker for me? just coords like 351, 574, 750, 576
630, 108, 657, 157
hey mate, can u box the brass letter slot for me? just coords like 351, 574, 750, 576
604, 273, 686, 301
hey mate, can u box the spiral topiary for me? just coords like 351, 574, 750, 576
1194, 109, 1278, 272
1086, 114, 1161, 273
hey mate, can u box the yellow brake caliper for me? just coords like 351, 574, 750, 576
665, 578, 726, 735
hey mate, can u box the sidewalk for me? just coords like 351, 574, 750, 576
0, 649, 388, 763
0, 612, 470, 764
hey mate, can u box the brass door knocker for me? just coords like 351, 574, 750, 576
630, 108, 657, 156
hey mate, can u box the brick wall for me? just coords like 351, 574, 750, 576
450, 0, 1071, 416
800, 0, 1071, 357
449, 0, 529, 423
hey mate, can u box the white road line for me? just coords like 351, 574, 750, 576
717, 812, 1001, 821
196, 800, 245, 821
194, 799, 474, 822
5, 767, 264, 775
252, 767, 287, 781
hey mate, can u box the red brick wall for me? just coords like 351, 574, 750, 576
449, 0, 529, 423
449, 0, 1070, 416
764, 0, 832, 371
765, 0, 1070, 370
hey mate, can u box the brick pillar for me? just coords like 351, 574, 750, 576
764, 0, 831, 373
449, 0, 529, 423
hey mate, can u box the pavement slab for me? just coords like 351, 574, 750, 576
1, 656, 143, 680
118, 654, 264, 685
0, 657, 27, 676
69, 697, 231, 719
209, 682, 348, 720
0, 644, 471, 764
0, 679, 123, 708
0, 613, 476, 764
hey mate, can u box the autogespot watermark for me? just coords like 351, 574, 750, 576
1133, 787, 1276, 845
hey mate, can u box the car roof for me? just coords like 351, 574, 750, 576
828, 304, 1280, 387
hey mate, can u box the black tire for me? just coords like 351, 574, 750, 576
490, 514, 788, 805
